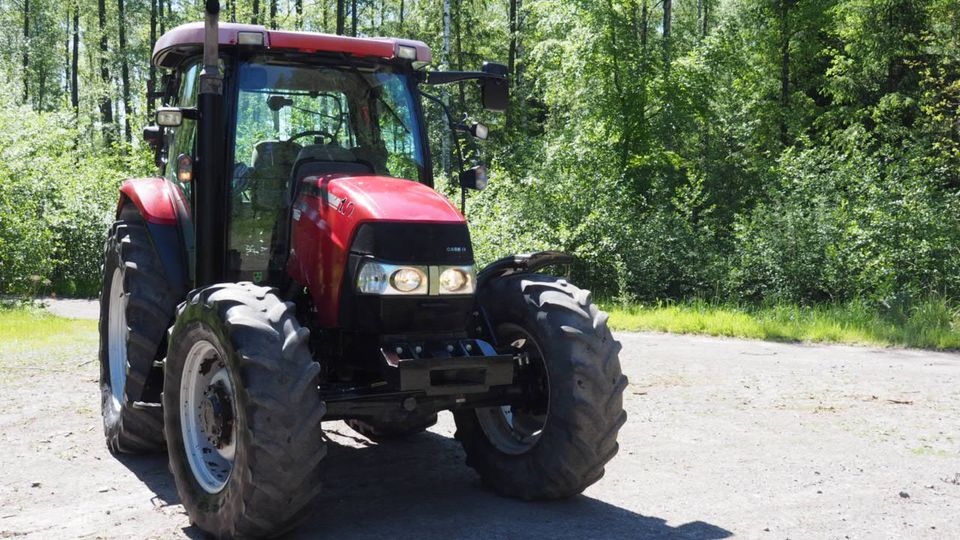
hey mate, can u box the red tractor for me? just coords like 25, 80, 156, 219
99, 2, 626, 537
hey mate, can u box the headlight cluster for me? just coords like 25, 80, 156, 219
356, 261, 475, 296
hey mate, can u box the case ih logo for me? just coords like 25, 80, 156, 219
447, 246, 468, 253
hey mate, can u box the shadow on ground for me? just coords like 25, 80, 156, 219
118, 428, 731, 540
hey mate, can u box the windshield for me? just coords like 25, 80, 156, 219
233, 58, 426, 189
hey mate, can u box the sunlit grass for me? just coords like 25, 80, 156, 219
604, 297, 960, 350
0, 304, 97, 356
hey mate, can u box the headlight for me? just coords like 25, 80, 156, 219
391, 268, 426, 293
357, 261, 428, 295
439, 266, 476, 295
356, 261, 475, 296
357, 262, 388, 294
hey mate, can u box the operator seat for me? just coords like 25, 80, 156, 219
291, 144, 374, 182
249, 140, 302, 211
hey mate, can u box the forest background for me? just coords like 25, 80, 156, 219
1, 0, 958, 345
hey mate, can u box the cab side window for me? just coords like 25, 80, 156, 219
165, 62, 200, 196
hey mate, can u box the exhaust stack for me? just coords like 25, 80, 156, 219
195, 1, 226, 286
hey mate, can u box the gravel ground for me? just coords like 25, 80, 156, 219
1, 301, 959, 539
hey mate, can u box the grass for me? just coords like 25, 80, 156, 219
0, 304, 97, 356
603, 297, 960, 350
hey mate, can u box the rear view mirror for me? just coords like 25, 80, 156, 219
470, 123, 489, 140
143, 125, 162, 148
480, 62, 509, 112
459, 165, 488, 191
267, 95, 293, 111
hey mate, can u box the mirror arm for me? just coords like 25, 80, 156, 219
420, 89, 470, 213
423, 71, 505, 86
420, 90, 467, 170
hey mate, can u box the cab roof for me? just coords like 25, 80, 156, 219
153, 22, 432, 69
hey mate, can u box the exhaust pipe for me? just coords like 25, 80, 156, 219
195, 1, 226, 286
200, 1, 222, 96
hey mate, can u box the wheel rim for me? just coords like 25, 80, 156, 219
107, 268, 128, 407
180, 340, 237, 494
475, 324, 549, 455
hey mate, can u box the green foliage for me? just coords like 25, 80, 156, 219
1, 0, 958, 315
0, 87, 151, 296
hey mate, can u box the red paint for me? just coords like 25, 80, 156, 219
119, 177, 180, 226
154, 22, 431, 69
288, 175, 464, 327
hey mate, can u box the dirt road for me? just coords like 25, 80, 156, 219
2, 304, 959, 538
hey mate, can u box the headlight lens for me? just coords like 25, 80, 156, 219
391, 268, 425, 292
357, 262, 388, 294
439, 268, 468, 292
439, 266, 475, 295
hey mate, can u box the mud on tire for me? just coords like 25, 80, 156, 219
98, 206, 183, 454
163, 282, 326, 538
454, 274, 628, 499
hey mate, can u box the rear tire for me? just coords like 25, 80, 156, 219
98, 209, 180, 454
346, 414, 438, 442
454, 274, 627, 499
163, 283, 326, 538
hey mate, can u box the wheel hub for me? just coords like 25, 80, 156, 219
475, 325, 549, 455
200, 382, 234, 448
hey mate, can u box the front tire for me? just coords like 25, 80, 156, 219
98, 209, 180, 454
454, 274, 627, 499
164, 283, 326, 538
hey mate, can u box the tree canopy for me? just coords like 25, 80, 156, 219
0, 0, 958, 307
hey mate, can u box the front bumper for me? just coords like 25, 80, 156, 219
381, 338, 514, 396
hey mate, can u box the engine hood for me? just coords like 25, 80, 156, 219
304, 175, 465, 224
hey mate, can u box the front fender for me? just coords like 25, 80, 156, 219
476, 251, 576, 288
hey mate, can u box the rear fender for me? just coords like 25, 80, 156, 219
118, 177, 191, 294
118, 177, 179, 226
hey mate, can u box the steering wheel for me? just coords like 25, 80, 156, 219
287, 129, 336, 145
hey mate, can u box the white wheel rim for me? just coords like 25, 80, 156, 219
180, 340, 237, 494
476, 328, 549, 455
107, 268, 128, 407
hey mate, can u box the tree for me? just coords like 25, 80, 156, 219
336, 0, 345, 35
118, 0, 132, 142
71, 0, 79, 112
22, 0, 30, 103
97, 0, 114, 141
